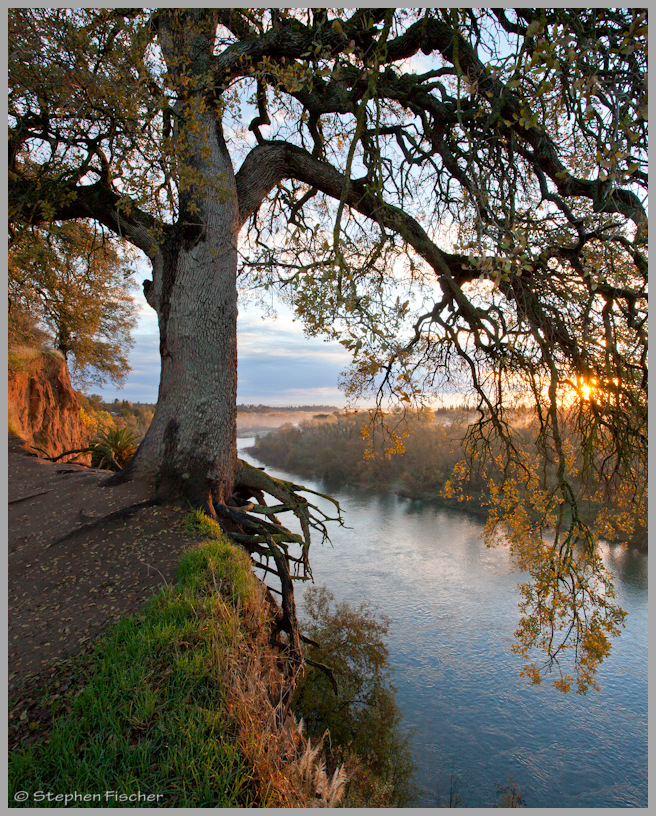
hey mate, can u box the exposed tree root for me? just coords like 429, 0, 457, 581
38, 449, 342, 707
31, 444, 116, 469
9, 489, 52, 505
214, 458, 345, 706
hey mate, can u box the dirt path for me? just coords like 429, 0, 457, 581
8, 433, 198, 748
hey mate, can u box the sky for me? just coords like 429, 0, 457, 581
95, 276, 351, 407
78, 23, 452, 409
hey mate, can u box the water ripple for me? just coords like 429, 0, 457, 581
239, 440, 647, 808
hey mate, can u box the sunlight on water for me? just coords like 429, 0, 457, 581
238, 439, 647, 808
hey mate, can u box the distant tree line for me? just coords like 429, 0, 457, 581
249, 408, 484, 508
249, 408, 646, 547
237, 404, 340, 414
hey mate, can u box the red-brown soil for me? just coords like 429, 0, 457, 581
8, 351, 91, 463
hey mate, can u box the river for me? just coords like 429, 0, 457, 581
238, 437, 648, 808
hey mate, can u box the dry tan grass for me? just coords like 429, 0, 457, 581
8, 344, 64, 369
217, 573, 352, 808
291, 724, 351, 807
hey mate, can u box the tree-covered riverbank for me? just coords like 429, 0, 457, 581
249, 408, 477, 503
248, 408, 646, 548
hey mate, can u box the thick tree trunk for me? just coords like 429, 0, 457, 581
120, 111, 240, 516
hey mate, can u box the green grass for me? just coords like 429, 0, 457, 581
8, 523, 278, 808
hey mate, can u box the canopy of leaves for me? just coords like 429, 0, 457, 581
9, 221, 138, 387
8, 8, 648, 691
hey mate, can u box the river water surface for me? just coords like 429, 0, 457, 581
239, 438, 648, 808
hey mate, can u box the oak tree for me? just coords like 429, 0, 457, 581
9, 221, 137, 387
9, 8, 647, 690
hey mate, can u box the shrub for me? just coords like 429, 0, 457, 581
90, 426, 139, 470
293, 585, 416, 806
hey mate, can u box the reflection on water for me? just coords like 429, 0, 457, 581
238, 439, 647, 808
598, 540, 649, 592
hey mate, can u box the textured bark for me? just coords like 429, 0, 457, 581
121, 110, 239, 514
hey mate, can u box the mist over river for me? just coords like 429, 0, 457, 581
238, 437, 647, 808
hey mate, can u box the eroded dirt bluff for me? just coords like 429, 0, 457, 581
8, 349, 90, 463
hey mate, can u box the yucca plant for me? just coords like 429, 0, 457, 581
90, 426, 139, 470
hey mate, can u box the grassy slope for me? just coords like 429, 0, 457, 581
9, 515, 306, 808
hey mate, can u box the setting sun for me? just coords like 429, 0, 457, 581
577, 376, 597, 402
8, 6, 647, 810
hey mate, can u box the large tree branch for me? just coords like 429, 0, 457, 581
9, 176, 164, 260
235, 140, 474, 289
223, 14, 645, 229
209, 9, 402, 95
293, 66, 645, 229
385, 16, 647, 227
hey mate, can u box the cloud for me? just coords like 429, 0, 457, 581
96, 299, 350, 407
238, 352, 347, 405
237, 305, 350, 404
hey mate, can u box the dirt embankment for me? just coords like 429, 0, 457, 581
8, 348, 90, 463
